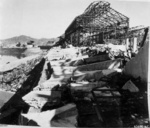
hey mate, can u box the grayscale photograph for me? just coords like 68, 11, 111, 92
0, 0, 150, 127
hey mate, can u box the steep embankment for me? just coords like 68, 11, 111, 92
0, 55, 45, 92
0, 54, 46, 124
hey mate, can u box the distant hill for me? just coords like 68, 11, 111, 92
0, 35, 59, 47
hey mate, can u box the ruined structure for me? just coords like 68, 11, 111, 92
63, 0, 149, 84
0, 1, 149, 127
65, 1, 129, 46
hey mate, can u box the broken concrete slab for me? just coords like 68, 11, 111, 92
41, 60, 120, 90
72, 69, 117, 82
75, 59, 122, 71
22, 90, 61, 111
43, 59, 120, 89
20, 103, 77, 127
20, 110, 55, 126
65, 54, 110, 66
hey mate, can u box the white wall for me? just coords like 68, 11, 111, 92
123, 41, 149, 83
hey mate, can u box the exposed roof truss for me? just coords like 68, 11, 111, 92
65, 1, 129, 35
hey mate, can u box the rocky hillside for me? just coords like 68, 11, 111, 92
0, 35, 58, 47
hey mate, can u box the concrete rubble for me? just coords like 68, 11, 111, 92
0, 1, 149, 127
0, 43, 149, 127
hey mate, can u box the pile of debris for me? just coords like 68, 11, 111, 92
10, 45, 148, 127
0, 36, 149, 127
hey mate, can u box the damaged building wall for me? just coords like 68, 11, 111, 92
123, 40, 149, 83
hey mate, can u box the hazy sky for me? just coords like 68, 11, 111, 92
0, 0, 150, 39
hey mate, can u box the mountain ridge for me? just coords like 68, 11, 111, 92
0, 35, 58, 47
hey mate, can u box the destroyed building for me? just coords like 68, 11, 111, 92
65, 1, 129, 46
0, 1, 149, 127
64, 1, 148, 52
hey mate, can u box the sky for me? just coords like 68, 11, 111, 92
0, 0, 150, 39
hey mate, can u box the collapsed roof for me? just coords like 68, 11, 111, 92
65, 1, 129, 36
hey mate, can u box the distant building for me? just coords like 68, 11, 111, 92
27, 40, 34, 45
26, 40, 34, 48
